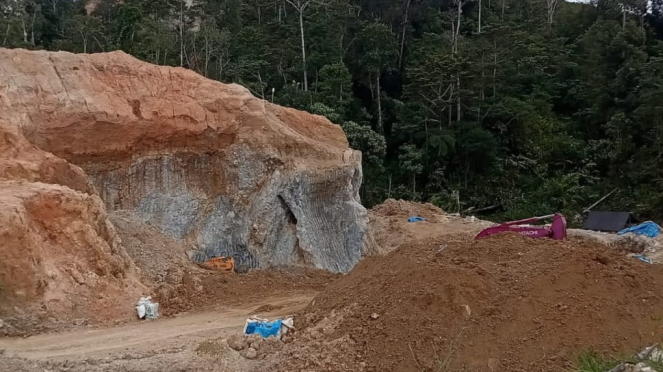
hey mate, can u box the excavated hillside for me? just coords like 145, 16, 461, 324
0, 48, 373, 335
0, 48, 369, 273
0, 123, 147, 335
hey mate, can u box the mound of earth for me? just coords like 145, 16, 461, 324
0, 47, 369, 273
156, 267, 339, 317
367, 199, 492, 254
259, 234, 663, 372
0, 124, 146, 336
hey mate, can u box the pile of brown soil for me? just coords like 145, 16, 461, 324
367, 199, 491, 255
261, 234, 663, 372
157, 267, 338, 317
370, 199, 448, 221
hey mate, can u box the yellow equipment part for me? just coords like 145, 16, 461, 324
201, 256, 235, 272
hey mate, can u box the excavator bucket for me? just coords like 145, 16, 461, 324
201, 256, 235, 272
550, 213, 567, 240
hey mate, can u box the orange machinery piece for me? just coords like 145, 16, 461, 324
201, 256, 235, 272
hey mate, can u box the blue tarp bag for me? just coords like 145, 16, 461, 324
618, 221, 661, 238
408, 216, 426, 223
244, 319, 283, 338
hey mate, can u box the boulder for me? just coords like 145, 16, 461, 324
241, 347, 258, 360
0, 48, 370, 273
227, 335, 249, 351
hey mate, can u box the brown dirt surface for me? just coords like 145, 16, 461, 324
156, 267, 338, 317
109, 210, 197, 285
367, 198, 492, 254
252, 304, 284, 314
0, 49, 352, 164
370, 198, 448, 220
260, 234, 663, 372
0, 295, 311, 372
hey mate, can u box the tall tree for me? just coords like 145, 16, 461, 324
358, 22, 396, 133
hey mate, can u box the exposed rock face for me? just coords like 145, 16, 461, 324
0, 48, 368, 273
0, 123, 145, 332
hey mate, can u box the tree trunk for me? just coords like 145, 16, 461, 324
93, 35, 105, 52
298, 8, 308, 91
376, 73, 383, 133
258, 71, 265, 98
481, 52, 485, 101
478, 0, 481, 33
180, 0, 184, 67
204, 37, 210, 77
455, 0, 462, 122
412, 173, 416, 197
450, 20, 455, 125
79, 30, 87, 53
622, 8, 626, 29
547, 0, 557, 27
424, 119, 429, 157
388, 174, 392, 198
456, 0, 462, 49
448, 82, 454, 125
501, 0, 505, 20
219, 54, 223, 79
398, 0, 411, 69
456, 74, 461, 122
30, 12, 36, 46
257, 0, 261, 24
3, 23, 10, 46
493, 50, 497, 98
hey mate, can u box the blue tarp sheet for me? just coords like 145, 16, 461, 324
618, 221, 661, 238
408, 216, 426, 223
633, 254, 654, 264
244, 319, 283, 338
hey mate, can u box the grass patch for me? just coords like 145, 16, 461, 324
646, 357, 663, 370
576, 351, 621, 372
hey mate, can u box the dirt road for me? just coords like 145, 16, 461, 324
0, 295, 313, 371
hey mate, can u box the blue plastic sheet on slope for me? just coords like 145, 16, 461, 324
618, 221, 661, 238
633, 255, 653, 264
244, 319, 283, 338
408, 216, 426, 223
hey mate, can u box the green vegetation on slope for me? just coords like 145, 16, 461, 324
3, 0, 663, 220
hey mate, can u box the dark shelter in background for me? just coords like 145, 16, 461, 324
584, 211, 638, 232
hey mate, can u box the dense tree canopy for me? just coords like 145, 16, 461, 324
3, 0, 663, 221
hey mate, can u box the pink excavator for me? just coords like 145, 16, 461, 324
475, 213, 567, 240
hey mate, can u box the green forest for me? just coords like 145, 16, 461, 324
2, 0, 663, 221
